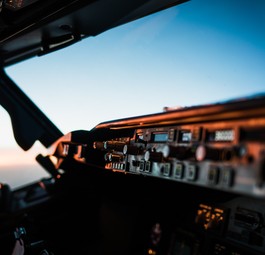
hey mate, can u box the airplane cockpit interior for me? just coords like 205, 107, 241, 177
0, 0, 265, 254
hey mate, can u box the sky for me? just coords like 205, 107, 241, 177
1, 0, 265, 188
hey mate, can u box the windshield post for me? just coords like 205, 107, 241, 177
0, 67, 63, 151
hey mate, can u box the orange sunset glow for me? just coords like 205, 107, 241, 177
0, 148, 38, 167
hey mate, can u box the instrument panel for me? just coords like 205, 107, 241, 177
46, 94, 265, 198
92, 119, 265, 197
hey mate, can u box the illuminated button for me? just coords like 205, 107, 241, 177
174, 163, 184, 179
187, 164, 198, 181
139, 160, 145, 171
145, 161, 152, 172
162, 163, 171, 176
221, 167, 234, 187
207, 165, 220, 185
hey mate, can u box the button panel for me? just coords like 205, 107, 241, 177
92, 119, 265, 198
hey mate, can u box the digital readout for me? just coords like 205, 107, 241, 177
152, 132, 168, 142
207, 129, 235, 142
179, 130, 192, 143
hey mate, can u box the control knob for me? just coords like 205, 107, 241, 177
103, 141, 126, 152
195, 145, 234, 161
93, 141, 105, 150
144, 151, 163, 162
123, 144, 143, 155
162, 145, 193, 160
104, 153, 123, 162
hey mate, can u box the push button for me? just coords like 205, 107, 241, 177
187, 164, 198, 181
174, 163, 184, 179
221, 167, 234, 187
208, 165, 220, 185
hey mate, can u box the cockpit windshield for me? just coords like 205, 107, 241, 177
1, 0, 265, 189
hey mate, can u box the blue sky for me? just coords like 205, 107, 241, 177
2, 0, 265, 148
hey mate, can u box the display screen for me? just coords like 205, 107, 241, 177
179, 130, 192, 143
152, 132, 168, 142
207, 129, 235, 142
